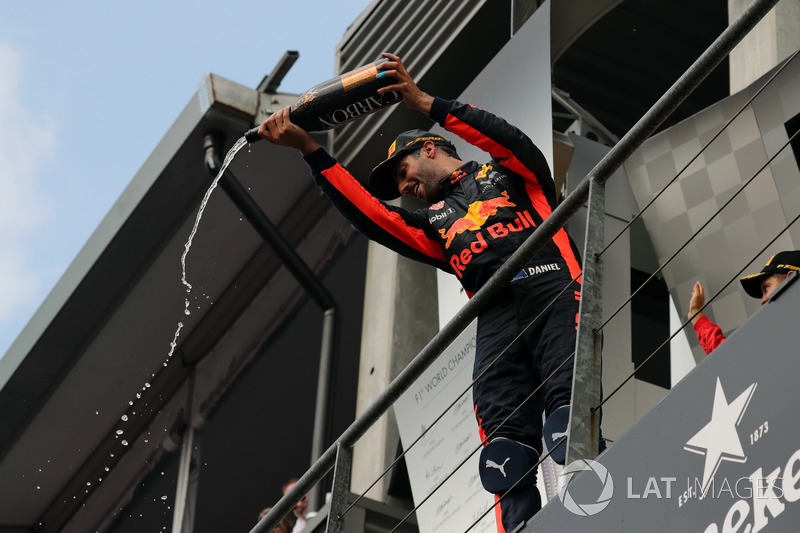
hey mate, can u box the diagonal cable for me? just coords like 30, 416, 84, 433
599, 49, 798, 259
596, 208, 800, 412
598, 126, 800, 334
388, 350, 576, 532
339, 270, 581, 519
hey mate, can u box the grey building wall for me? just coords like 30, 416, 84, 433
566, 134, 671, 444
624, 54, 800, 362
728, 0, 800, 92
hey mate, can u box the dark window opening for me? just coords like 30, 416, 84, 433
630, 269, 671, 389
785, 112, 800, 167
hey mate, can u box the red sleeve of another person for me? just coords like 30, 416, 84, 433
693, 315, 727, 355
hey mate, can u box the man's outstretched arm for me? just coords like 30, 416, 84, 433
254, 68, 448, 271
375, 52, 434, 116
689, 281, 726, 354
258, 51, 432, 150
256, 106, 320, 155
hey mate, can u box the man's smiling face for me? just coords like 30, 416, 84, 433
393, 146, 445, 204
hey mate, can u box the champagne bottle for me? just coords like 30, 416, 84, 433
244, 58, 400, 142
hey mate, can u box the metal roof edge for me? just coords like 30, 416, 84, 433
0, 74, 259, 392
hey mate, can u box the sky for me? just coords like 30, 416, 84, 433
0, 1, 373, 358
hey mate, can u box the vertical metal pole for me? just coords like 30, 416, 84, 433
172, 376, 200, 533
204, 136, 340, 511
310, 308, 338, 511
566, 177, 605, 465
325, 444, 353, 533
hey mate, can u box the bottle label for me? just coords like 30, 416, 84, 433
317, 90, 402, 129
341, 64, 380, 91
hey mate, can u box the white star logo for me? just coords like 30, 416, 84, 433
684, 378, 756, 492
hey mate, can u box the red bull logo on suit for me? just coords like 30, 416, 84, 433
438, 191, 517, 248
435, 191, 538, 279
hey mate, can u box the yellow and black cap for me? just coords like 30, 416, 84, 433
739, 250, 800, 298
368, 129, 455, 200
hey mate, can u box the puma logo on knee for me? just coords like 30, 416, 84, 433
485, 457, 511, 478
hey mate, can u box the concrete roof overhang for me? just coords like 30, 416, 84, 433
0, 73, 353, 532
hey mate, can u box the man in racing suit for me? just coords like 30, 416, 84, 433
258, 53, 583, 533
689, 250, 800, 354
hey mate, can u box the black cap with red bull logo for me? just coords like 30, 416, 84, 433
739, 250, 800, 298
369, 129, 456, 200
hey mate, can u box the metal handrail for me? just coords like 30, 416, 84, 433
249, 0, 780, 530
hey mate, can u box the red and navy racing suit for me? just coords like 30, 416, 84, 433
301, 98, 582, 532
